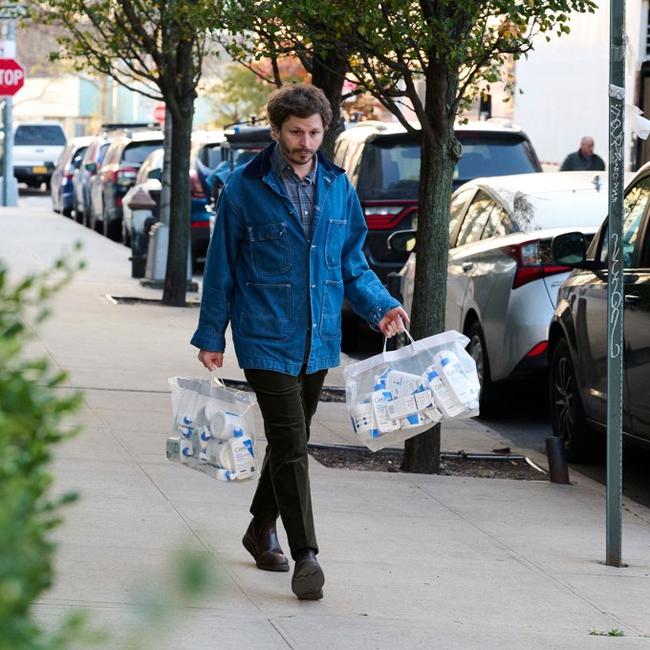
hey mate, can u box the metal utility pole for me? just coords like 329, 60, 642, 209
1, 14, 18, 206
606, 0, 625, 568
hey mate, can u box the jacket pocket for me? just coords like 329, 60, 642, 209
247, 222, 292, 275
240, 282, 292, 341
319, 279, 344, 339
325, 219, 347, 269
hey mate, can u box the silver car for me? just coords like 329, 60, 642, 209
394, 172, 608, 415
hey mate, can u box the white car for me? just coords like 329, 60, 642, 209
393, 172, 609, 415
11, 121, 67, 189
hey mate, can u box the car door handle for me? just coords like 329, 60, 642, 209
624, 294, 640, 308
462, 262, 474, 272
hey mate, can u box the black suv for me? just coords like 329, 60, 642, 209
91, 127, 164, 241
333, 121, 542, 285
548, 163, 650, 461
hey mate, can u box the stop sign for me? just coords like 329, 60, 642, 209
0, 59, 25, 96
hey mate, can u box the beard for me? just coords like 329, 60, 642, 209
280, 143, 315, 165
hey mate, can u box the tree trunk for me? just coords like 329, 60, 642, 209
310, 48, 347, 160
401, 65, 459, 474
162, 98, 194, 307
160, 108, 172, 227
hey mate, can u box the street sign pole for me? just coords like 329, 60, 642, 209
606, 0, 625, 568
1, 16, 17, 206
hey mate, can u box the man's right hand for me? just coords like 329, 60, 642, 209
198, 350, 223, 371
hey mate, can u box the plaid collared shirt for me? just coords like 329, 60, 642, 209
270, 144, 318, 239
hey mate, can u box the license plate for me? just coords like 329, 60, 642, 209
32, 166, 48, 174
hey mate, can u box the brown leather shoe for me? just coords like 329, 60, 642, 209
242, 519, 290, 572
291, 548, 324, 600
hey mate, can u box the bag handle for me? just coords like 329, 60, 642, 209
382, 328, 417, 353
211, 370, 225, 387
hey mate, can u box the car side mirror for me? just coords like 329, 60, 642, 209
551, 231, 588, 266
387, 229, 417, 254
85, 162, 97, 174
148, 168, 162, 181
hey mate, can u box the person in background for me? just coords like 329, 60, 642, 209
191, 84, 408, 601
560, 136, 606, 171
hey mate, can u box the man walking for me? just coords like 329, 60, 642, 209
191, 84, 408, 600
560, 136, 606, 171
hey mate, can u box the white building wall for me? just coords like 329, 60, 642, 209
514, 1, 644, 170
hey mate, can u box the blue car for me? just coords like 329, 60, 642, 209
121, 147, 214, 269
50, 136, 94, 217
191, 130, 224, 195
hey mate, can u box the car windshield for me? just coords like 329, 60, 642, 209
455, 135, 539, 183
123, 142, 163, 164
15, 125, 66, 146
71, 147, 87, 168
356, 133, 539, 201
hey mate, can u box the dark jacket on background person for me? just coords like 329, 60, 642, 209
190, 143, 399, 376
560, 151, 605, 172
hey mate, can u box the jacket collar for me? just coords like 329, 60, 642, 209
243, 142, 345, 180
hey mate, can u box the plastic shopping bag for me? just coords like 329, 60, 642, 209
167, 375, 259, 481
344, 329, 480, 451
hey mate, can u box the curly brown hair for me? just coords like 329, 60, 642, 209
267, 84, 333, 130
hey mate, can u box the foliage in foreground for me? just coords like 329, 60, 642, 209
0, 252, 90, 650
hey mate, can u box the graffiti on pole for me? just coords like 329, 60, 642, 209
608, 99, 624, 361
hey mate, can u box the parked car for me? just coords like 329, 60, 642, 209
191, 130, 224, 196
50, 136, 94, 217
121, 147, 213, 268
75, 136, 110, 225
548, 164, 650, 461
121, 147, 164, 246
333, 120, 542, 286
391, 172, 608, 415
11, 121, 67, 189
90, 129, 164, 240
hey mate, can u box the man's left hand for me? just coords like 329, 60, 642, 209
378, 306, 410, 338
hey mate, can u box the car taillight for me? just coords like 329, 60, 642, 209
502, 239, 572, 289
362, 201, 416, 230
526, 341, 548, 357
114, 167, 139, 186
190, 169, 206, 198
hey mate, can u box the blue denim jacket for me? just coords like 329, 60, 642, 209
190, 144, 400, 375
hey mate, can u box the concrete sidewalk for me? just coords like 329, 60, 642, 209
4, 200, 650, 648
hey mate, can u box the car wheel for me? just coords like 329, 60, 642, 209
73, 198, 83, 224
466, 321, 500, 417
104, 213, 122, 242
92, 210, 103, 233
549, 338, 594, 463
122, 221, 131, 247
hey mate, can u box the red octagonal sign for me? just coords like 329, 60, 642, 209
0, 59, 25, 96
